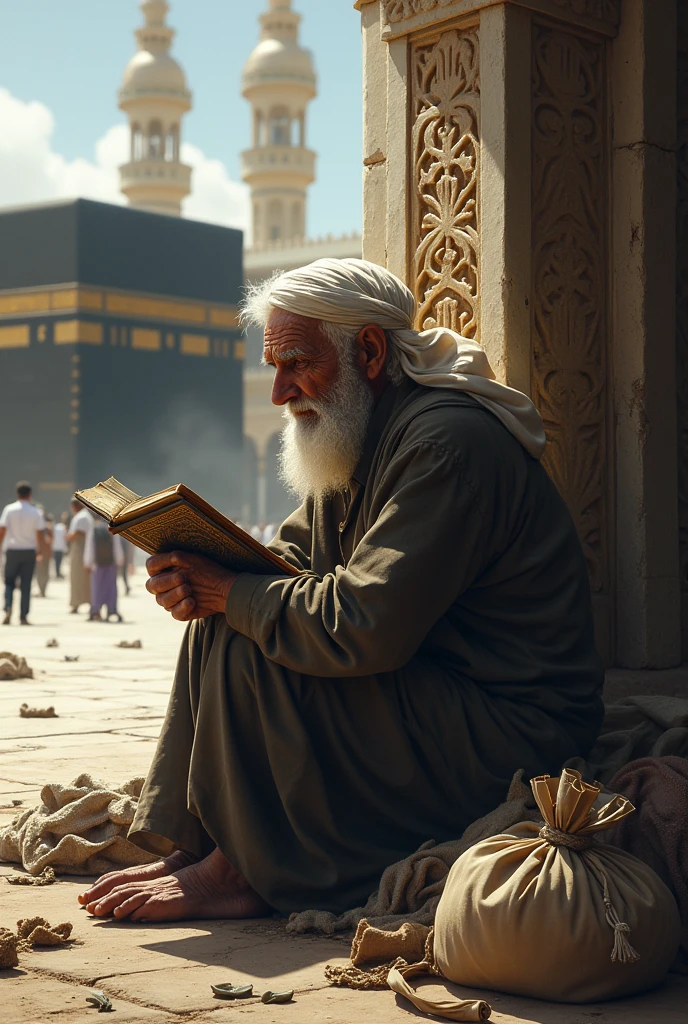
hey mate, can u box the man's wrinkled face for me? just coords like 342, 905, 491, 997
263, 309, 340, 413
263, 308, 374, 499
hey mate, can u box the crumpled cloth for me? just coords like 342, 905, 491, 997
566, 695, 688, 782
289, 695, 688, 935
0, 774, 157, 876
0, 652, 33, 680
605, 755, 688, 973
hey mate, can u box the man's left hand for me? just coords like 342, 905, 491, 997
145, 551, 236, 621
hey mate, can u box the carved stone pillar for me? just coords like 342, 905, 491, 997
357, 0, 680, 667
678, 2, 688, 656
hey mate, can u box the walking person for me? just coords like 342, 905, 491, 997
53, 513, 67, 578
67, 499, 93, 614
35, 512, 53, 597
0, 481, 46, 625
85, 522, 124, 623
120, 538, 134, 595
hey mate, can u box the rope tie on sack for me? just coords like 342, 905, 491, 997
539, 824, 640, 965
538, 824, 594, 852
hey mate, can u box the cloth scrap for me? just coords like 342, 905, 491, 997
19, 703, 57, 719
0, 774, 157, 876
326, 919, 431, 989
351, 919, 430, 966
0, 918, 73, 966
117, 640, 142, 649
0, 652, 33, 680
16, 916, 73, 949
7, 866, 57, 886
0, 928, 18, 968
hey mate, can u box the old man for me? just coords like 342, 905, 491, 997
79, 259, 604, 923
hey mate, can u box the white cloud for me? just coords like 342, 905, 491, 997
0, 87, 249, 232
181, 142, 250, 233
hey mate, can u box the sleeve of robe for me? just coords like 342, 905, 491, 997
265, 499, 314, 572
225, 440, 498, 678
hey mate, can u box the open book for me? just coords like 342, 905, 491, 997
75, 477, 300, 577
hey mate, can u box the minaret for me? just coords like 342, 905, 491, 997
241, 0, 317, 248
118, 0, 192, 217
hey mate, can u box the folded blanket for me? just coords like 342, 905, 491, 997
605, 756, 688, 973
566, 695, 688, 782
0, 774, 157, 876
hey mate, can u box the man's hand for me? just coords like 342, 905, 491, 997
145, 551, 237, 621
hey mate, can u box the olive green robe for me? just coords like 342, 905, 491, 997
130, 380, 604, 914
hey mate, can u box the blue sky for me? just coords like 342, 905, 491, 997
0, 0, 363, 238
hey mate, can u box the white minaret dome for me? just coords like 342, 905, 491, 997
242, 37, 316, 91
121, 49, 188, 96
241, 0, 317, 249
242, 0, 315, 94
118, 0, 192, 218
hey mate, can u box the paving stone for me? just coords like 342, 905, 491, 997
2, 571, 687, 1024
0, 970, 172, 1023
185, 973, 688, 1024
1, 876, 275, 982
102, 936, 350, 1014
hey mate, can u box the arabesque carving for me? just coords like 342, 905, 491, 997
531, 25, 608, 592
411, 29, 480, 337
383, 0, 619, 26
385, 0, 454, 22
677, 10, 688, 603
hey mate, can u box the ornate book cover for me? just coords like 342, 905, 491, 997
75, 477, 300, 577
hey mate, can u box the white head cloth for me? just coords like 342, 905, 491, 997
266, 258, 546, 459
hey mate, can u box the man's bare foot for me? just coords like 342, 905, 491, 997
83, 848, 271, 922
78, 850, 196, 907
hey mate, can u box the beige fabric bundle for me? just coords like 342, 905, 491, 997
0, 652, 33, 680
327, 921, 491, 1020
391, 769, 680, 1016
0, 774, 156, 876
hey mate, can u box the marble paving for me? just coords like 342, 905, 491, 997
1, 569, 685, 1022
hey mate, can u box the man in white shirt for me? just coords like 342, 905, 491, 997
0, 481, 47, 625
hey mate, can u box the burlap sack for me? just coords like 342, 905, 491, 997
423, 769, 680, 1006
386, 770, 681, 1016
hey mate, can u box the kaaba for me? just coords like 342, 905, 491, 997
0, 198, 244, 518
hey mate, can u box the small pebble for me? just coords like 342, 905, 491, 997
261, 990, 294, 1004
211, 982, 254, 999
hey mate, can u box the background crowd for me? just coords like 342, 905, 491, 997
0, 478, 275, 627
0, 480, 134, 626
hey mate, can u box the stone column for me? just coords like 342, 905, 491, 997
612, 0, 679, 666
677, 2, 688, 658
356, 0, 680, 667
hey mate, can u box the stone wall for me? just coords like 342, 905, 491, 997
357, 0, 680, 667
678, 1, 688, 655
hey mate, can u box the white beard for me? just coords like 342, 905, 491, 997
278, 353, 374, 501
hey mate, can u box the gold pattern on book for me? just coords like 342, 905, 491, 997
123, 504, 277, 574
